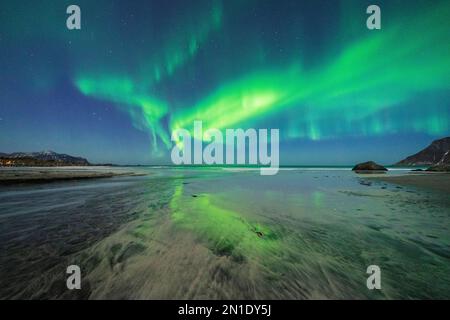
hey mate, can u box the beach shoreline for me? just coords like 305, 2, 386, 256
368, 172, 450, 194
0, 166, 146, 184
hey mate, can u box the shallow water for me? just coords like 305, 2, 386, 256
0, 167, 449, 299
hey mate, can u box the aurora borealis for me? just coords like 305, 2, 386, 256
1, 0, 449, 164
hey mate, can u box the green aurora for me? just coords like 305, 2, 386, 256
1, 0, 449, 163
73, 1, 450, 150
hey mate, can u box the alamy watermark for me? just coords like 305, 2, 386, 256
66, 265, 81, 290
66, 5, 81, 30
366, 5, 381, 30
171, 121, 279, 175
366, 265, 381, 290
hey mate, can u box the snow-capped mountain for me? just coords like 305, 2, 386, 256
0, 150, 90, 166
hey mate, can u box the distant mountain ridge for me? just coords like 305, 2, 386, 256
0, 150, 90, 166
396, 137, 450, 166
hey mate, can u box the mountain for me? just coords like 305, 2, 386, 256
0, 150, 90, 166
395, 137, 450, 166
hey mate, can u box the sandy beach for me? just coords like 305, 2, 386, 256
0, 167, 146, 184
1, 167, 449, 299
369, 172, 450, 194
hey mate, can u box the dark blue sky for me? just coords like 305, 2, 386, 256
0, 0, 449, 165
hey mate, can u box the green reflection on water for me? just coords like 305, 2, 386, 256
170, 184, 280, 261
312, 191, 325, 207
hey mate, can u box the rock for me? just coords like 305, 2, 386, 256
352, 161, 388, 172
426, 164, 450, 172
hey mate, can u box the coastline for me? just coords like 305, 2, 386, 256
0, 166, 146, 184
368, 172, 450, 194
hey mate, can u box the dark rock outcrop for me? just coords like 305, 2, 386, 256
0, 150, 90, 167
396, 137, 450, 166
352, 161, 388, 172
426, 164, 450, 172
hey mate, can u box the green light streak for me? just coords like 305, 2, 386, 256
170, 66, 304, 132
170, 184, 280, 260
74, 1, 449, 151
140, 0, 223, 85
75, 75, 170, 150
73, 1, 224, 151
170, 2, 450, 140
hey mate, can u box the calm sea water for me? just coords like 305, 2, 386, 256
0, 167, 449, 299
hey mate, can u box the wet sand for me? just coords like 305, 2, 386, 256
0, 167, 146, 184
1, 167, 449, 299
369, 173, 450, 194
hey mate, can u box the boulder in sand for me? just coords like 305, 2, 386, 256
352, 161, 388, 173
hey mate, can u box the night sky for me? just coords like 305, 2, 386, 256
1, 0, 449, 165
